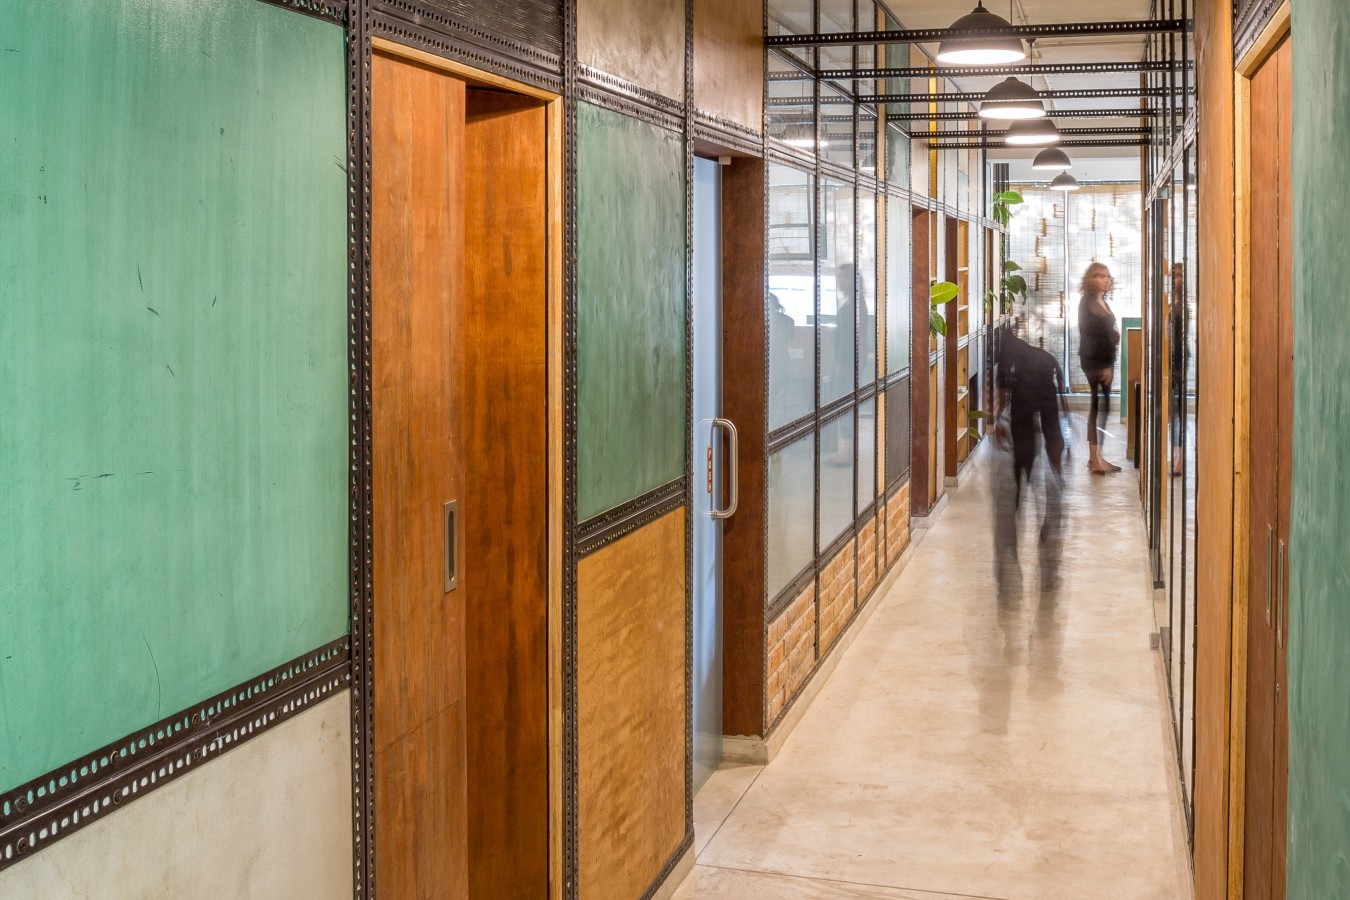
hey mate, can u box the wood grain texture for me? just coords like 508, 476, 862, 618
577, 509, 688, 899
693, 0, 762, 132
578, 0, 684, 101
464, 88, 550, 900
720, 159, 769, 738
371, 50, 469, 899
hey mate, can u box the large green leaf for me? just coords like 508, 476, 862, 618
997, 190, 1024, 205
929, 310, 947, 337
930, 281, 959, 305
1003, 260, 1023, 272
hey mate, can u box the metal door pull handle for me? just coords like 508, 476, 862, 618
444, 500, 459, 593
1276, 538, 1285, 649
1265, 524, 1273, 626
710, 418, 738, 520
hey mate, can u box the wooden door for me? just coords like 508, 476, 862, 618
910, 209, 931, 513
372, 53, 551, 900
372, 50, 469, 899
1243, 35, 1292, 900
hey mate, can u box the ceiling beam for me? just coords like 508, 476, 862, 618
851, 86, 1186, 104
765, 19, 1185, 48
762, 61, 1181, 82
926, 138, 1148, 149
885, 107, 1161, 121
920, 127, 1150, 139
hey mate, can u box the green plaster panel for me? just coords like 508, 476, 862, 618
576, 103, 687, 521
0, 0, 348, 790
1290, 1, 1350, 894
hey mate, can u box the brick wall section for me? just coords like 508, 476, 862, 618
857, 517, 877, 602
886, 483, 911, 566
766, 581, 816, 723
817, 539, 856, 653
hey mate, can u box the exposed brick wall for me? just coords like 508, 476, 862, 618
857, 517, 877, 602
886, 483, 911, 567
817, 539, 856, 653
766, 582, 816, 723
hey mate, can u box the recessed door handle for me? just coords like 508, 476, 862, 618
444, 500, 459, 593
1276, 538, 1285, 649
710, 418, 738, 520
1265, 524, 1273, 626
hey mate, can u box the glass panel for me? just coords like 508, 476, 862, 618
858, 108, 879, 175
821, 85, 855, 169
858, 192, 878, 389
821, 411, 854, 546
885, 123, 910, 186
767, 0, 815, 71
857, 396, 877, 512
885, 197, 911, 373
821, 178, 855, 406
767, 51, 814, 147
768, 433, 816, 598
768, 164, 816, 430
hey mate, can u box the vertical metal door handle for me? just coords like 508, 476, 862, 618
710, 418, 738, 520
1265, 524, 1273, 626
1276, 538, 1285, 649
444, 501, 459, 593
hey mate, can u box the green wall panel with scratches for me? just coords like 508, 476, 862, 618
1290, 1, 1350, 895
0, 0, 349, 791
576, 102, 687, 521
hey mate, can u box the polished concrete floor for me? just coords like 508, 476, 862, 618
678, 417, 1195, 900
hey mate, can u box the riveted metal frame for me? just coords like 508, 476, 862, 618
0, 639, 351, 874
887, 107, 1163, 122
1234, 0, 1286, 70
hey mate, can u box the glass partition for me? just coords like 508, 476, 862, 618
820, 409, 854, 546
856, 396, 877, 512
769, 164, 816, 430
885, 196, 911, 374
767, 433, 816, 598
820, 177, 855, 407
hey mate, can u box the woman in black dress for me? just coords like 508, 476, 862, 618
1078, 262, 1121, 474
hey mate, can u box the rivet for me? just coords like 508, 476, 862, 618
191, 713, 201, 726
16, 837, 29, 855
193, 748, 204, 762
111, 791, 122, 807
14, 796, 28, 814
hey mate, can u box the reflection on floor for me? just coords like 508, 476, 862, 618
678, 415, 1195, 900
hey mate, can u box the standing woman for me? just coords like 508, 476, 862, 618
1078, 262, 1121, 473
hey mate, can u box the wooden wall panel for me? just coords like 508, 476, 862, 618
693, 0, 763, 132
576, 102, 687, 521
578, 0, 684, 101
721, 159, 769, 738
1289, 0, 1350, 895
910, 210, 933, 514
1193, 1, 1238, 896
463, 88, 550, 899
577, 509, 687, 898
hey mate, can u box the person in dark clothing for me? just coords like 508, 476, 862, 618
992, 323, 1069, 596
1077, 262, 1121, 474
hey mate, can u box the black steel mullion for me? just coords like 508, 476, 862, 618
888, 107, 1162, 121
855, 87, 1186, 104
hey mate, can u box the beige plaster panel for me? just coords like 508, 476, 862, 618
576, 508, 687, 899
694, 0, 764, 132
0, 692, 353, 900
578, 0, 685, 103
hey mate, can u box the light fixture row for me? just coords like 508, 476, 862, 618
938, 4, 1082, 189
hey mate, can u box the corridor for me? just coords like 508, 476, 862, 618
679, 418, 1195, 899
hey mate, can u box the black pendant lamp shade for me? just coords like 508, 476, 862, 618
1032, 147, 1073, 170
979, 77, 1045, 120
1004, 117, 1060, 145
936, 2, 1027, 65
1050, 171, 1081, 191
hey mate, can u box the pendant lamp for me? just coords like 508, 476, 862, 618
1031, 147, 1073, 170
1049, 171, 1080, 191
1004, 118, 1060, 145
936, 2, 1026, 65
979, 77, 1045, 120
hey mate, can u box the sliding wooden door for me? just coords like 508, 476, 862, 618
371, 48, 552, 900
1243, 33, 1292, 900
